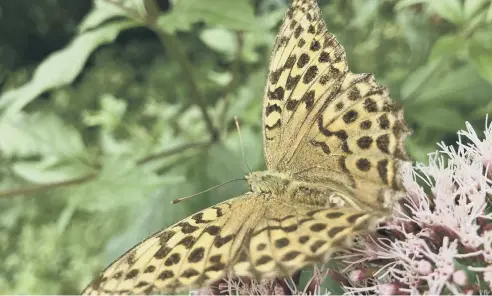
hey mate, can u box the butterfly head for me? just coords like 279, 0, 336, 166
246, 171, 291, 195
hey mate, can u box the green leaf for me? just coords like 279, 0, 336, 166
206, 143, 247, 184
472, 98, 492, 118
224, 127, 264, 171
429, 34, 465, 60
487, 2, 492, 22
82, 94, 128, 131
395, 0, 430, 10
258, 7, 287, 30
200, 28, 238, 56
400, 59, 442, 100
464, 0, 488, 20
409, 106, 466, 131
297, 266, 343, 295
350, 0, 379, 28
0, 112, 87, 158
73, 154, 176, 212
319, 274, 344, 295
78, 1, 130, 32
159, 0, 259, 34
103, 187, 187, 265
0, 21, 137, 118
472, 29, 492, 49
57, 203, 77, 233
412, 65, 488, 104
405, 137, 435, 164
468, 41, 492, 83
208, 71, 233, 87
429, 0, 464, 25
12, 158, 92, 184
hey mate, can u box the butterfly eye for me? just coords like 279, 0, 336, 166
249, 181, 263, 193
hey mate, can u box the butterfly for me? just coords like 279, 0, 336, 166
82, 0, 411, 294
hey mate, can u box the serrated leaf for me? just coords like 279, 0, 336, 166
0, 21, 137, 119
12, 158, 92, 183
429, 0, 464, 25
82, 94, 127, 131
72, 154, 180, 212
0, 112, 87, 158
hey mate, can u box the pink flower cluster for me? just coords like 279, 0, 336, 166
342, 117, 492, 295
194, 118, 492, 296
192, 265, 331, 295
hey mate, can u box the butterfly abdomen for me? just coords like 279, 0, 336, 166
247, 171, 357, 208
246, 170, 327, 202
287, 182, 353, 208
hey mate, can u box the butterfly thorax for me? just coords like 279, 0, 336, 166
246, 170, 358, 208
246, 171, 291, 195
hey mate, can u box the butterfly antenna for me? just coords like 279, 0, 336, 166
234, 116, 252, 173
171, 178, 245, 204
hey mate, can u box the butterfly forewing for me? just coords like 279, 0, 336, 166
262, 0, 410, 209
263, 0, 349, 169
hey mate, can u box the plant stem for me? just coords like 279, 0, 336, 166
100, 0, 220, 141
155, 31, 219, 141
137, 139, 210, 165
220, 32, 244, 134
0, 140, 209, 198
0, 173, 97, 199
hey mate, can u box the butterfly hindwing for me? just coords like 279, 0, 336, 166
83, 195, 379, 294
234, 199, 380, 279
263, 0, 410, 210
82, 197, 258, 294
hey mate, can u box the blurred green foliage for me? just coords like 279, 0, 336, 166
0, 0, 491, 293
